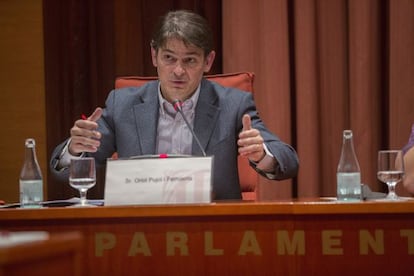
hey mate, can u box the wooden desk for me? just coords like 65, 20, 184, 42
0, 199, 413, 275
0, 231, 83, 276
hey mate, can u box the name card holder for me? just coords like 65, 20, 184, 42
104, 155, 213, 205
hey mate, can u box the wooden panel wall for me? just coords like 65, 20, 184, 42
0, 0, 46, 203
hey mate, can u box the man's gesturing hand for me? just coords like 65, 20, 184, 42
238, 114, 265, 162
69, 107, 103, 155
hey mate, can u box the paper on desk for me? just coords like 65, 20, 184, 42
0, 197, 104, 209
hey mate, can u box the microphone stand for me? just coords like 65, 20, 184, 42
173, 100, 207, 157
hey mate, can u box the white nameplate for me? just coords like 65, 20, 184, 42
104, 155, 213, 205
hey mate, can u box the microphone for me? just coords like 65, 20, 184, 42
173, 99, 206, 157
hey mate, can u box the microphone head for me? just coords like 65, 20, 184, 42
172, 99, 183, 112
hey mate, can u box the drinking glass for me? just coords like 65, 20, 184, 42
377, 150, 405, 200
69, 157, 96, 207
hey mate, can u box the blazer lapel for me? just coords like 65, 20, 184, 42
193, 80, 220, 155
133, 83, 159, 155
131, 80, 220, 156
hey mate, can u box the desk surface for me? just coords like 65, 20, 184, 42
0, 199, 413, 275
1, 198, 414, 220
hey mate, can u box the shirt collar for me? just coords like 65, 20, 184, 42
158, 82, 201, 116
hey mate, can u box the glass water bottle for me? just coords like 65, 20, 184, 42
336, 130, 361, 201
19, 138, 43, 208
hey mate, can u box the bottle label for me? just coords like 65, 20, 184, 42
336, 172, 361, 201
19, 179, 43, 208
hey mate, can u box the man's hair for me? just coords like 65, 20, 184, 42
150, 10, 214, 56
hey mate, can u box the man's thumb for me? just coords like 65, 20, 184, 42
88, 107, 103, 122
242, 114, 251, 131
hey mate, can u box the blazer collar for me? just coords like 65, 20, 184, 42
133, 81, 159, 155
192, 79, 220, 155
133, 79, 220, 155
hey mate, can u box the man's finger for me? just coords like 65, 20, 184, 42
242, 114, 252, 131
87, 107, 103, 122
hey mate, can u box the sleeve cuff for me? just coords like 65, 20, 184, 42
56, 139, 84, 170
249, 143, 278, 179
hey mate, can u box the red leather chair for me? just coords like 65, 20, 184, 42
115, 72, 257, 200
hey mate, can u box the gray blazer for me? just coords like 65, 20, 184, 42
51, 79, 299, 200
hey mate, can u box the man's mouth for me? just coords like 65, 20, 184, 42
170, 80, 186, 87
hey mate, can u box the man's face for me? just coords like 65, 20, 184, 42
151, 37, 215, 103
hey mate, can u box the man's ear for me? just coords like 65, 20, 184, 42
151, 47, 158, 67
203, 50, 216, 73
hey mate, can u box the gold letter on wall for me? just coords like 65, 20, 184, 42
238, 231, 262, 255
128, 232, 152, 256
400, 229, 414, 255
277, 230, 305, 255
359, 229, 384, 255
205, 231, 224, 256
322, 230, 343, 255
95, 232, 116, 257
166, 232, 189, 256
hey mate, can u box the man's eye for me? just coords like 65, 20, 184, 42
183, 58, 197, 66
162, 55, 175, 63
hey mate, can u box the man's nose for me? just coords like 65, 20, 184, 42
173, 61, 186, 75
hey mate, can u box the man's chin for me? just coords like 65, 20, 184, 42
162, 87, 186, 99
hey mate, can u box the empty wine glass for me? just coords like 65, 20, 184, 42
69, 157, 96, 207
377, 150, 405, 200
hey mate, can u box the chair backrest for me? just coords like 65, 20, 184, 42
115, 72, 257, 200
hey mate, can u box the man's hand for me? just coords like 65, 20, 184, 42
238, 114, 265, 162
68, 107, 103, 155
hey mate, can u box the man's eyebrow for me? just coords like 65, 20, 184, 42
161, 48, 202, 56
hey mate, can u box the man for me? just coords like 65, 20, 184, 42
50, 10, 299, 200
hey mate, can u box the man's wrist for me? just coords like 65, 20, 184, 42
57, 139, 84, 169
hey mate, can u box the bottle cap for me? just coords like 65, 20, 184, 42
25, 138, 36, 148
